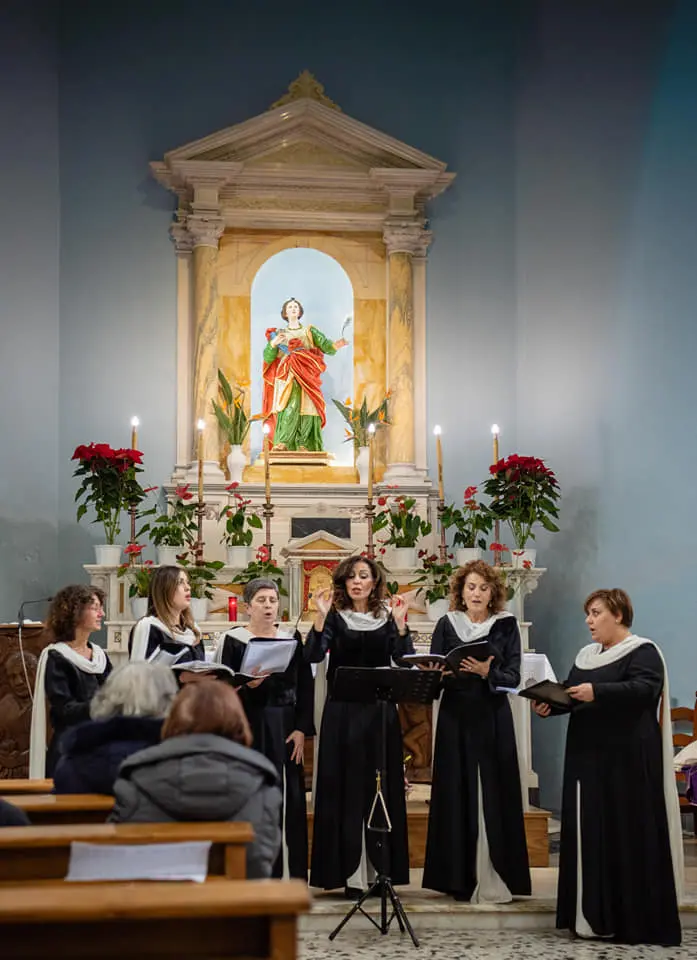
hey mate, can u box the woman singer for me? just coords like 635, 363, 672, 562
129, 565, 204, 665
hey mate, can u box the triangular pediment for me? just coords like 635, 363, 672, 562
280, 530, 357, 556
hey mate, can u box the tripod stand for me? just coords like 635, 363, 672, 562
327, 667, 441, 948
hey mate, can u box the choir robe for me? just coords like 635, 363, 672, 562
128, 617, 205, 664
219, 627, 314, 879
557, 642, 681, 946
44, 647, 112, 776
423, 613, 531, 900
305, 608, 414, 891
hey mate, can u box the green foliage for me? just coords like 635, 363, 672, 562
483, 455, 561, 549
332, 393, 391, 448
212, 370, 251, 446
231, 546, 288, 596
117, 560, 155, 599
411, 553, 455, 604
219, 486, 263, 546
372, 495, 432, 549
178, 556, 226, 600
72, 443, 146, 545
138, 485, 198, 548
440, 485, 493, 550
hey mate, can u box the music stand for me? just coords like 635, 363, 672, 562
327, 666, 441, 948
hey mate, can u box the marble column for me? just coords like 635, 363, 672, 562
188, 213, 225, 470
383, 221, 428, 482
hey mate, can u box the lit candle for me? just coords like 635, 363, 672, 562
367, 423, 376, 501
196, 419, 205, 502
263, 423, 271, 502
491, 424, 500, 465
433, 425, 444, 501
130, 416, 139, 450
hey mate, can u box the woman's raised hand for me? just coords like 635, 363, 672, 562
391, 593, 409, 633
314, 587, 334, 620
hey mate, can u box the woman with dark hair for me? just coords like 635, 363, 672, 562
129, 566, 203, 664
306, 555, 413, 896
110, 682, 282, 878
423, 559, 530, 902
215, 578, 313, 879
29, 585, 112, 778
533, 588, 682, 945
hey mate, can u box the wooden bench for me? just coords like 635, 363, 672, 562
9, 793, 114, 825
0, 879, 310, 959
0, 821, 254, 882
0, 778, 53, 795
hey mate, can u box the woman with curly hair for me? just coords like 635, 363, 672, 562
422, 559, 530, 902
305, 556, 413, 896
29, 585, 112, 778
129, 566, 203, 665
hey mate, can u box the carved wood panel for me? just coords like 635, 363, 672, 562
0, 625, 49, 779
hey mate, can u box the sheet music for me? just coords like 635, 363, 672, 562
147, 647, 187, 666
240, 639, 297, 675
65, 841, 212, 883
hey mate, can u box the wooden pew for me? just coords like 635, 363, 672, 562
0, 879, 311, 959
0, 821, 254, 882
9, 793, 114, 825
0, 778, 53, 795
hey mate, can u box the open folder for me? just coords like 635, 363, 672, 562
398, 639, 494, 671
240, 638, 297, 676
518, 679, 574, 712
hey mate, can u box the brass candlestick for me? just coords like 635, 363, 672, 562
437, 501, 448, 564
365, 499, 376, 559
263, 500, 274, 562
194, 502, 206, 565
128, 503, 138, 565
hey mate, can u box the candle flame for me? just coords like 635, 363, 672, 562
130, 416, 140, 428
262, 423, 271, 436
491, 423, 500, 436
197, 419, 206, 431
433, 425, 442, 436
368, 423, 376, 435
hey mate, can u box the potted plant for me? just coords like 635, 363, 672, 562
232, 545, 288, 599
412, 552, 454, 621
72, 442, 146, 565
212, 370, 251, 484
483, 455, 561, 566
117, 547, 155, 619
372, 493, 432, 568
441, 485, 493, 565
219, 482, 263, 567
138, 484, 198, 566
178, 555, 226, 622
332, 393, 391, 484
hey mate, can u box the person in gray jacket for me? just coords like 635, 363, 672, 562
110, 680, 282, 878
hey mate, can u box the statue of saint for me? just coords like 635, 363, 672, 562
262, 298, 348, 451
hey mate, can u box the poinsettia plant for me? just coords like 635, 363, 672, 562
117, 548, 155, 598
72, 443, 146, 544
138, 484, 198, 548
332, 393, 391, 449
372, 494, 432, 548
483, 455, 561, 549
231, 545, 288, 596
440, 486, 493, 549
219, 482, 263, 547
412, 552, 455, 603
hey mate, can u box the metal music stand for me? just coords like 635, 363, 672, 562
327, 666, 441, 948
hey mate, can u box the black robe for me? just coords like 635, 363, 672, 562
45, 647, 112, 776
557, 643, 681, 946
423, 614, 531, 899
305, 608, 414, 890
220, 628, 314, 879
128, 620, 205, 664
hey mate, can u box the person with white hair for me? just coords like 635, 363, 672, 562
53, 662, 178, 795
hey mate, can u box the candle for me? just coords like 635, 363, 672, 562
433, 425, 444, 501
130, 416, 139, 450
367, 423, 375, 501
491, 424, 500, 465
228, 595, 238, 622
196, 419, 205, 502
263, 423, 271, 502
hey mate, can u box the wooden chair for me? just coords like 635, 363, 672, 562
0, 821, 254, 883
0, 879, 310, 959
671, 692, 697, 835
0, 779, 53, 795
8, 793, 114, 826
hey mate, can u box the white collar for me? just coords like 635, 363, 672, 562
214, 625, 296, 662
338, 608, 389, 632
130, 616, 198, 662
447, 609, 513, 644
574, 633, 650, 669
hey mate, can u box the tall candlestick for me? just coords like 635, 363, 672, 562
433, 425, 444, 501
196, 419, 205, 502
491, 424, 500, 465
367, 423, 375, 501
130, 416, 139, 450
263, 424, 271, 503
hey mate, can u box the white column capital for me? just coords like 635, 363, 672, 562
170, 214, 194, 255
382, 219, 430, 257
186, 212, 225, 249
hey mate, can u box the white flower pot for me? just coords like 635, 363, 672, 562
226, 545, 251, 567
189, 597, 209, 623
226, 444, 246, 484
157, 545, 180, 566
511, 548, 537, 569
426, 598, 449, 621
130, 597, 149, 620
391, 546, 417, 569
356, 445, 370, 485
455, 547, 483, 566
94, 544, 122, 566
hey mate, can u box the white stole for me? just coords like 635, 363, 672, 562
446, 609, 514, 644
29, 642, 108, 779
130, 616, 199, 662
338, 608, 389, 631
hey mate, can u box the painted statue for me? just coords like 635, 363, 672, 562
262, 298, 348, 451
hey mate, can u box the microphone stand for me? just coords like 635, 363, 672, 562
16, 597, 52, 703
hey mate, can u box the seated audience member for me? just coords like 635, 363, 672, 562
30, 585, 112, 778
0, 798, 30, 827
110, 682, 282, 878
129, 566, 204, 664
53, 663, 178, 795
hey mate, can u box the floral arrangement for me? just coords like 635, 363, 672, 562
412, 552, 455, 604
440, 485, 493, 550
138, 484, 197, 549
212, 370, 251, 447
372, 494, 432, 549
72, 443, 146, 545
117, 547, 155, 598
332, 393, 391, 449
483, 455, 560, 549
219, 482, 263, 547
231, 545, 288, 596
178, 554, 225, 600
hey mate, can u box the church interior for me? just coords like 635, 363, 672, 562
1, 0, 696, 956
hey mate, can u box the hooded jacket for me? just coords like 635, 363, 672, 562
110, 733, 282, 879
